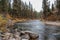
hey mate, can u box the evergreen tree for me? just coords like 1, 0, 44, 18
21, 1, 25, 18
8, 0, 12, 17
13, 0, 21, 17
8, 0, 11, 12
1, 0, 8, 12
24, 2, 28, 18
56, 0, 60, 15
29, 2, 33, 19
0, 0, 2, 12
52, 4, 55, 11
42, 0, 48, 18
47, 1, 50, 12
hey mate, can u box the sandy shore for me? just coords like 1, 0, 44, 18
44, 21, 60, 26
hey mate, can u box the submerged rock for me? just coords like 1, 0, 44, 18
23, 31, 39, 40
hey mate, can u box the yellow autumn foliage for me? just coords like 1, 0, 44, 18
0, 14, 8, 32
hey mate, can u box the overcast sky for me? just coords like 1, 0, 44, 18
22, 0, 55, 12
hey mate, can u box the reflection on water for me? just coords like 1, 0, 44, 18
14, 20, 60, 40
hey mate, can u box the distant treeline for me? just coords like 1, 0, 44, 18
42, 0, 60, 21
0, 0, 60, 21
0, 0, 41, 19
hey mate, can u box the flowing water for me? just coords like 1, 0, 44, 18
14, 20, 60, 40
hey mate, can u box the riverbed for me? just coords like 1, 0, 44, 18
14, 20, 60, 40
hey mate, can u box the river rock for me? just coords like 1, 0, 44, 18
21, 33, 30, 40
14, 31, 21, 40
24, 31, 39, 38
21, 31, 25, 34
30, 33, 39, 38
4, 32, 11, 40
21, 39, 29, 40
24, 31, 39, 40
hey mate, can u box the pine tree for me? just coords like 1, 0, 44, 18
0, 0, 9, 13
1, 0, 8, 12
24, 2, 28, 18
52, 4, 54, 11
8, 0, 11, 12
13, 0, 21, 17
17, 0, 21, 18
47, 1, 50, 12
56, 0, 60, 15
21, 1, 25, 18
42, 0, 48, 18
29, 2, 33, 19
8, 0, 12, 17
0, 0, 2, 12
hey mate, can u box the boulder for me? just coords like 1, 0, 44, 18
21, 34, 30, 40
24, 31, 39, 40
29, 33, 39, 39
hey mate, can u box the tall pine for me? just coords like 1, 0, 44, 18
56, 0, 60, 15
13, 0, 22, 18
42, 0, 48, 18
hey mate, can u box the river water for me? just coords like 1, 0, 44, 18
14, 20, 60, 40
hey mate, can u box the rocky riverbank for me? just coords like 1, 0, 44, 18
0, 29, 39, 40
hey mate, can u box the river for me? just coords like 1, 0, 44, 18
14, 20, 60, 40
